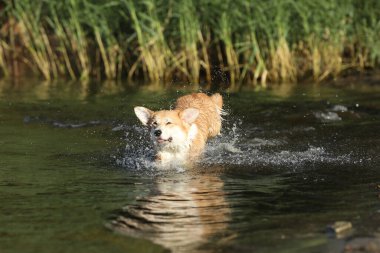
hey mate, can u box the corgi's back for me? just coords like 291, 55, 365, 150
176, 93, 223, 138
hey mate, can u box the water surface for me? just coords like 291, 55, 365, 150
0, 80, 379, 253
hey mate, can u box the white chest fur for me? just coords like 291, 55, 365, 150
157, 149, 189, 165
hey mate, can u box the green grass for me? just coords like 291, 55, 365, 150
1, 0, 380, 86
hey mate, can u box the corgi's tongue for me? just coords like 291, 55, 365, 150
157, 137, 173, 143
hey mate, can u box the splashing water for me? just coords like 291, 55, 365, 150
202, 119, 351, 167
115, 117, 353, 171
114, 125, 156, 171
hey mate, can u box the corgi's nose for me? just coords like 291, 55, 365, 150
154, 129, 162, 137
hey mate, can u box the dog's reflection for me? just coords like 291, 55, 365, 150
110, 168, 232, 252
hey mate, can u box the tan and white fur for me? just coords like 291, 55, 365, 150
134, 93, 223, 166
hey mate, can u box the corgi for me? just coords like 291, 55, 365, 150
134, 93, 223, 166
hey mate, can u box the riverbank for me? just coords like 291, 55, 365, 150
1, 0, 380, 86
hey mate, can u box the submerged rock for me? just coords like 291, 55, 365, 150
344, 237, 380, 253
326, 221, 352, 235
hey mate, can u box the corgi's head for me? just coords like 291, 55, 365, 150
134, 107, 199, 148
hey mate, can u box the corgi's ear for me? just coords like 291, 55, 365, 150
180, 108, 199, 124
134, 106, 154, 125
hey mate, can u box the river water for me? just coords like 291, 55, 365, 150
0, 80, 379, 253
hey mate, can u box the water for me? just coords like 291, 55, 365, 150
0, 80, 379, 253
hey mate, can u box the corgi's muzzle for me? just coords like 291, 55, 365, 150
153, 129, 173, 144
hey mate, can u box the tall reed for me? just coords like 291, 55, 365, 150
0, 40, 9, 77
0, 0, 379, 85
11, 0, 55, 80
173, 0, 201, 83
122, 0, 172, 81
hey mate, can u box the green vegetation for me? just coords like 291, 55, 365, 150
1, 0, 380, 86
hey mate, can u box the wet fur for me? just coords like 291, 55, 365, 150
134, 93, 223, 166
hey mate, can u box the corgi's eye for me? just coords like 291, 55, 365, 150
152, 121, 158, 126
166, 122, 172, 125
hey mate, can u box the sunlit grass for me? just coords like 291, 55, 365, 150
0, 0, 379, 85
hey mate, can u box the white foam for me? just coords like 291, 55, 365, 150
331, 105, 348, 112
202, 141, 351, 168
314, 111, 342, 122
